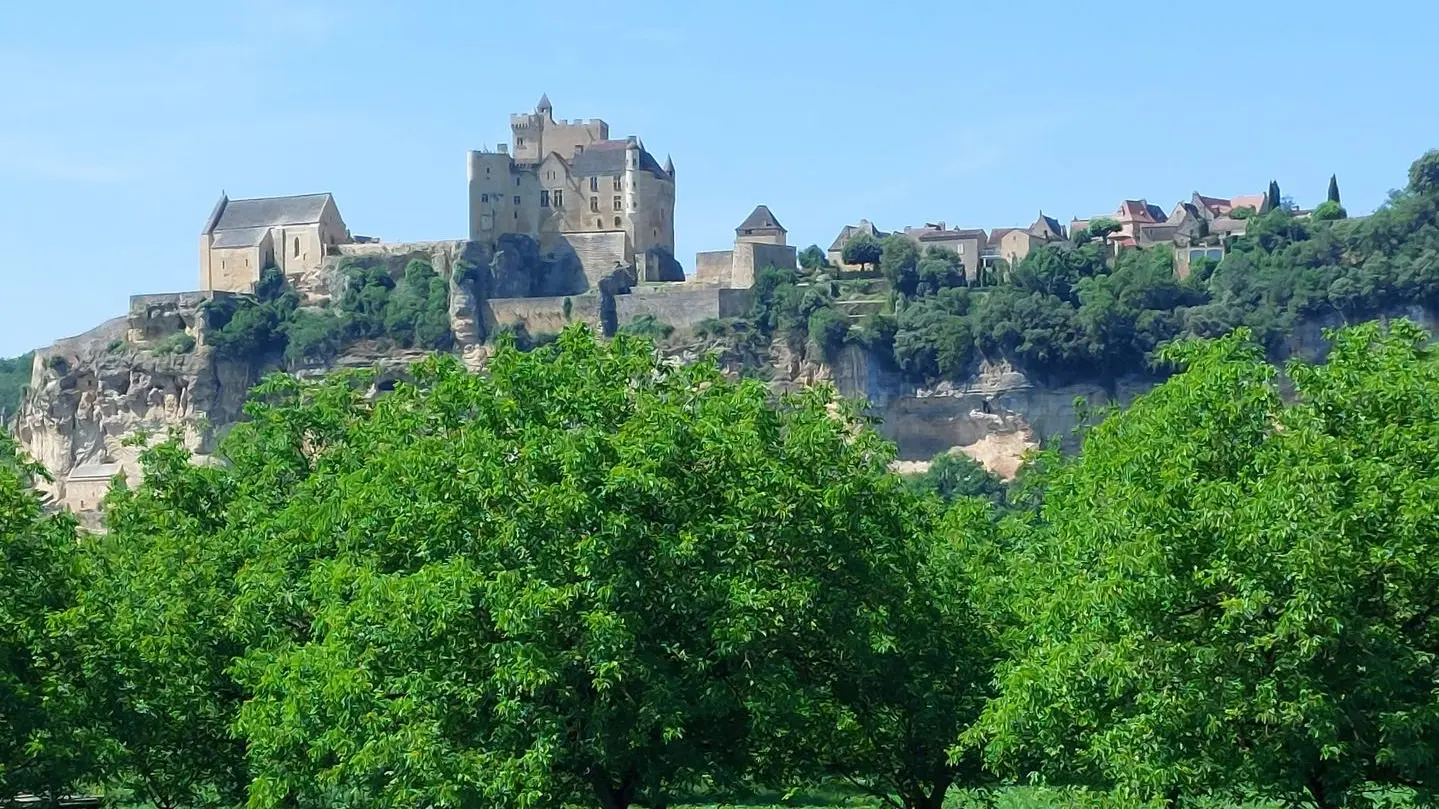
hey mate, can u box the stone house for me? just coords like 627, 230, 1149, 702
200, 193, 351, 293
694, 205, 797, 288
826, 219, 889, 269
982, 213, 1068, 267
467, 95, 677, 287
900, 222, 987, 282
1072, 199, 1167, 248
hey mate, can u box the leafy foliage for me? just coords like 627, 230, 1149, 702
842, 233, 883, 271
904, 451, 1007, 506
976, 321, 1439, 809
616, 313, 675, 341
0, 352, 32, 418
203, 267, 297, 361
199, 326, 939, 809
0, 433, 85, 803
60, 440, 249, 809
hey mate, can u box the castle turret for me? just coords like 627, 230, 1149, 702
536, 93, 552, 116
663, 154, 675, 178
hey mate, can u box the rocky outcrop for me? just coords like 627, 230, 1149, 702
18, 267, 1439, 520
11, 300, 258, 518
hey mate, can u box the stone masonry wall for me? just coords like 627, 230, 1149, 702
547, 231, 629, 289
615, 288, 753, 330
484, 294, 603, 337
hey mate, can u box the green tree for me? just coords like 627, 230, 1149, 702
0, 434, 86, 804
879, 235, 921, 298
224, 326, 928, 809
842, 232, 884, 272
1076, 217, 1121, 244
1267, 179, 1282, 211
61, 440, 250, 809
382, 260, 452, 350
807, 306, 851, 361
1327, 173, 1341, 205
1408, 149, 1439, 197
915, 247, 966, 296
0, 352, 33, 421
976, 321, 1439, 808
793, 497, 1000, 809
904, 451, 1006, 505
1311, 200, 1347, 221
798, 244, 828, 273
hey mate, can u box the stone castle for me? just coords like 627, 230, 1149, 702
468, 94, 678, 284
196, 95, 788, 302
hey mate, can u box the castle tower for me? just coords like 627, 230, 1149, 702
509, 95, 609, 164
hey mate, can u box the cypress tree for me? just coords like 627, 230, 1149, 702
1267, 180, 1282, 212
1328, 174, 1341, 204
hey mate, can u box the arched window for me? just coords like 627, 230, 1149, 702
293, 237, 300, 258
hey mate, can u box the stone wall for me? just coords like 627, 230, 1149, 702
615, 287, 753, 330
549, 231, 629, 289
732, 242, 796, 288
693, 250, 735, 285
484, 294, 603, 337
127, 291, 230, 344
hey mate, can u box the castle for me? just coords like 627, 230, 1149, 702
197, 95, 687, 294
468, 94, 679, 285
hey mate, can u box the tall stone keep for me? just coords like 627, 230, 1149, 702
467, 95, 677, 289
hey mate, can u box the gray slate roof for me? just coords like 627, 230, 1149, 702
571, 141, 668, 179
205, 193, 332, 234
737, 205, 785, 233
209, 227, 271, 248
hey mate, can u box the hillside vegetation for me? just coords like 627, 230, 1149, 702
0, 352, 32, 420
753, 150, 1439, 386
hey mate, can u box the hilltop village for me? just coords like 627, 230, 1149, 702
194, 94, 1277, 317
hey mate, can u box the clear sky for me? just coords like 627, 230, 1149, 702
3, 0, 1436, 356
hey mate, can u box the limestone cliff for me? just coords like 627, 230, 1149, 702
14, 254, 1438, 521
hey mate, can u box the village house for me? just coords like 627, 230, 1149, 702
826, 219, 889, 270
981, 213, 1068, 268
900, 222, 987, 282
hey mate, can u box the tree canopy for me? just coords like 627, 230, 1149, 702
974, 320, 1439, 809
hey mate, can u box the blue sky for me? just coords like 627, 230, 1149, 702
2, 0, 1436, 356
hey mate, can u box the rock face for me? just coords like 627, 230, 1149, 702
11, 297, 259, 519
16, 266, 1439, 520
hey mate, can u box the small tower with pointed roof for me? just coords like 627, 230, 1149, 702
735, 204, 787, 245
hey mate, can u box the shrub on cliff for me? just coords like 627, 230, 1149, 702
0, 351, 32, 419
616, 313, 674, 341
204, 267, 296, 361
339, 259, 451, 350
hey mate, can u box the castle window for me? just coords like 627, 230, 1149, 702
653, 228, 658, 237
293, 237, 300, 258
590, 196, 599, 212
614, 216, 622, 227
515, 177, 521, 187
514, 211, 519, 220
481, 193, 489, 203
512, 195, 520, 205
554, 190, 563, 208
596, 218, 602, 228
517, 137, 525, 146
540, 190, 550, 208
613, 196, 622, 211
589, 177, 599, 192
613, 176, 622, 191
